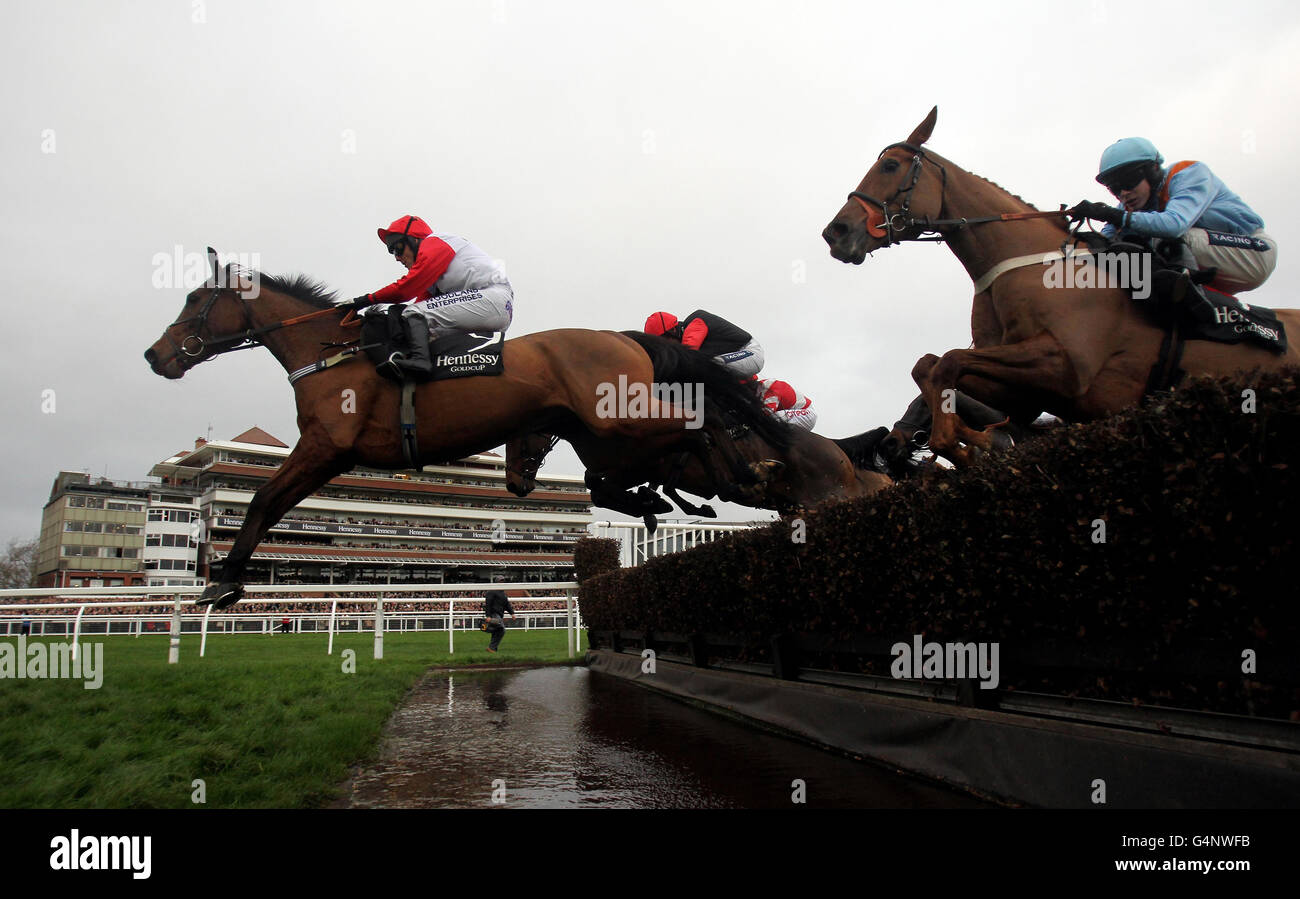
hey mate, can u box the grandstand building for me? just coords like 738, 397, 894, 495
148, 427, 592, 586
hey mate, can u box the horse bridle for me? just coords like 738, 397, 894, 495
848, 141, 950, 245
848, 142, 1077, 248
159, 284, 259, 370
514, 434, 560, 478
163, 282, 340, 370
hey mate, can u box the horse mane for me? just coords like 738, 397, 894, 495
255, 273, 340, 308
928, 148, 1071, 235
971, 173, 1069, 234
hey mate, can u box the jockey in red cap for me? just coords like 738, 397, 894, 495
339, 215, 514, 377
643, 309, 765, 378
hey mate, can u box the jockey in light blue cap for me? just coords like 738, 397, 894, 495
1069, 137, 1276, 296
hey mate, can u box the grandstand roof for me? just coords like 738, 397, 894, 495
229, 427, 290, 448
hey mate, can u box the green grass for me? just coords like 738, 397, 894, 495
0, 629, 586, 809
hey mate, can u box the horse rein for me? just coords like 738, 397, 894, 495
161, 284, 356, 372
848, 142, 1069, 245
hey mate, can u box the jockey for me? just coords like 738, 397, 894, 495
1070, 138, 1277, 296
752, 376, 817, 431
338, 215, 514, 377
643, 310, 765, 378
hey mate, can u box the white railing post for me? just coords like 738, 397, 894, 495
72, 605, 86, 662
167, 597, 182, 664
373, 596, 384, 660
327, 599, 337, 655
200, 604, 213, 658
566, 590, 575, 659
448, 599, 455, 655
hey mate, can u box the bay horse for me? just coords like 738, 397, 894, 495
877, 390, 1039, 478
144, 254, 790, 608
823, 107, 1300, 467
506, 417, 893, 522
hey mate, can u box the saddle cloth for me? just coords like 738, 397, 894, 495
1096, 235, 1288, 353
362, 308, 505, 382
1184, 287, 1287, 353
427, 331, 505, 382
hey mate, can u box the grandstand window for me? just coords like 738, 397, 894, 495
64, 521, 83, 532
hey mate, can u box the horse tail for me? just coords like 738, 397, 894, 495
619, 331, 794, 450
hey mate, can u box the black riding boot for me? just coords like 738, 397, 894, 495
392, 313, 434, 379
1152, 238, 1220, 325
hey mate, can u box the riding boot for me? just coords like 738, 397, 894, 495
1151, 242, 1220, 327
393, 312, 434, 379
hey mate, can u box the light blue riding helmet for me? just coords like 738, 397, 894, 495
1096, 137, 1164, 184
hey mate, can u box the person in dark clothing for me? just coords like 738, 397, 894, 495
483, 589, 515, 653
643, 309, 765, 378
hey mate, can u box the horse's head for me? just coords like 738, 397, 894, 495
144, 247, 258, 379
822, 106, 945, 263
504, 432, 559, 497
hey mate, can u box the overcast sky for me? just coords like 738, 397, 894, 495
3, 0, 1299, 542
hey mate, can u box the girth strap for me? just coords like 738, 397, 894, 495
287, 346, 368, 384
1144, 314, 1186, 395
400, 381, 419, 469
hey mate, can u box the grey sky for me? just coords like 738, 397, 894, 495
3, 0, 1299, 541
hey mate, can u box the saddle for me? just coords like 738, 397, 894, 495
1098, 234, 1286, 355
360, 306, 506, 383
359, 306, 507, 467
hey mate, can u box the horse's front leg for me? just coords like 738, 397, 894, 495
915, 333, 1075, 468
199, 432, 351, 608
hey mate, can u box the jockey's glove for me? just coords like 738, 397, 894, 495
335, 294, 372, 310
1068, 200, 1126, 227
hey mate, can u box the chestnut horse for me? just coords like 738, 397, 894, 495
145, 257, 788, 608
823, 107, 1300, 467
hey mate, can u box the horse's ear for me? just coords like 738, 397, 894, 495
207, 247, 220, 281
906, 106, 938, 147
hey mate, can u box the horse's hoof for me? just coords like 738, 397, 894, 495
197, 582, 243, 610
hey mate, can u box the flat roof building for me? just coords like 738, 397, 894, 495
36, 472, 150, 588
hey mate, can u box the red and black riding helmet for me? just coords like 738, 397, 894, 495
377, 215, 433, 256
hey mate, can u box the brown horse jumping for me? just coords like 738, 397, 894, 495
506, 419, 892, 521
144, 255, 785, 607
823, 107, 1300, 467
